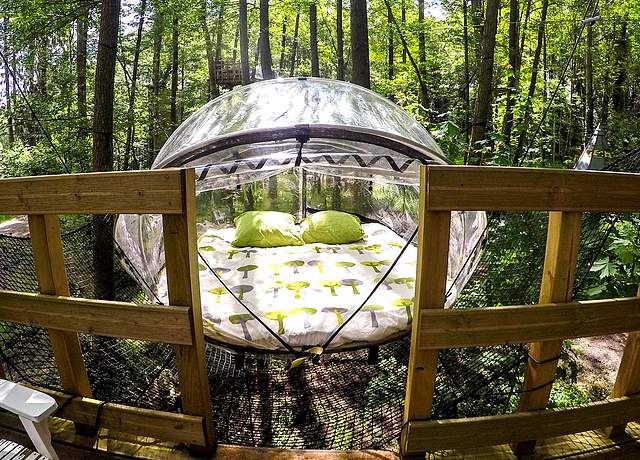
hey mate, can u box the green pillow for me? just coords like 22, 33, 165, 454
233, 211, 304, 248
301, 211, 365, 244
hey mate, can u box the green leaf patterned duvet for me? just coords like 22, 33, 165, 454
157, 223, 420, 351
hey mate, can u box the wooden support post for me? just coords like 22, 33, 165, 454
27, 215, 94, 434
401, 166, 451, 458
608, 286, 640, 438
162, 169, 217, 456
514, 211, 582, 456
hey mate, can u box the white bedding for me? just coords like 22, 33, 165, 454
156, 223, 420, 351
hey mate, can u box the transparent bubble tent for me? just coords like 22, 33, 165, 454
116, 77, 487, 352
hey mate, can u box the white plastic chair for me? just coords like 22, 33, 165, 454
0, 379, 58, 460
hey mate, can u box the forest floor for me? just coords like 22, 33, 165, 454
572, 334, 627, 397
0, 216, 29, 237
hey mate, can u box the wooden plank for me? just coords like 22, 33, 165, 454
401, 166, 451, 457
0, 290, 193, 345
27, 215, 93, 401
162, 168, 216, 455
418, 297, 640, 349
0, 169, 184, 215
515, 210, 582, 455
403, 395, 640, 455
34, 387, 206, 445
425, 165, 640, 212
609, 286, 640, 438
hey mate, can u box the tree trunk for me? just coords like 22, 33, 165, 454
76, 5, 88, 119
279, 18, 287, 72
387, 1, 394, 79
401, 0, 406, 64
462, 0, 470, 158
214, 2, 224, 63
612, 19, 628, 113
201, 0, 219, 100
124, 0, 147, 171
239, 0, 250, 84
350, 0, 370, 88
470, 0, 483, 62
418, 0, 426, 105
92, 0, 121, 300
309, 2, 319, 77
513, 0, 549, 164
170, 13, 179, 132
469, 0, 499, 163
3, 16, 14, 146
259, 0, 274, 79
289, 13, 300, 77
336, 0, 345, 80
36, 38, 47, 96
585, 23, 594, 136
233, 22, 239, 63
502, 0, 519, 144
150, 8, 164, 166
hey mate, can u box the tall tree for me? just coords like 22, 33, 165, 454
309, 2, 319, 77
401, 1, 406, 64
502, 0, 519, 144
92, 0, 121, 300
585, 22, 594, 136
387, 1, 394, 79
469, 0, 499, 163
336, 0, 345, 80
124, 0, 147, 171
239, 0, 250, 84
612, 19, 629, 113
259, 0, 274, 79
150, 7, 164, 165
201, 0, 219, 100
462, 0, 470, 153
514, 0, 549, 164
279, 17, 287, 72
170, 13, 179, 132
417, 0, 426, 105
214, 1, 224, 63
289, 13, 300, 77
350, 0, 370, 88
3, 16, 14, 146
76, 4, 88, 120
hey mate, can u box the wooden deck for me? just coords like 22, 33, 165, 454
2, 409, 640, 459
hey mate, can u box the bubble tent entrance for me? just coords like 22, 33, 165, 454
0, 78, 635, 451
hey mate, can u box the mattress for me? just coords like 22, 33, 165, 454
156, 222, 421, 351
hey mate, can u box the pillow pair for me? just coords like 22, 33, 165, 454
233, 210, 364, 248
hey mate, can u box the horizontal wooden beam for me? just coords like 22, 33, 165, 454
402, 394, 640, 454
35, 387, 206, 446
425, 165, 640, 212
0, 169, 185, 215
419, 297, 640, 350
0, 290, 193, 345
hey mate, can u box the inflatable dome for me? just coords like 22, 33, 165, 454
116, 77, 486, 352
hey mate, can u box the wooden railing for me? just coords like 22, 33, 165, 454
402, 165, 640, 457
0, 169, 216, 455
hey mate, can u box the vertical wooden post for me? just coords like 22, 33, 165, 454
162, 168, 217, 455
28, 214, 93, 433
513, 211, 582, 455
401, 166, 451, 457
608, 286, 640, 438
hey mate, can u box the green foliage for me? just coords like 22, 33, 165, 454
583, 216, 640, 299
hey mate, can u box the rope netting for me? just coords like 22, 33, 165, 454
0, 152, 638, 450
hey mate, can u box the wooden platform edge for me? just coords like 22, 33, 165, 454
32, 386, 207, 446
403, 394, 640, 454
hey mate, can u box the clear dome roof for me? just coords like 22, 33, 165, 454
152, 77, 449, 189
